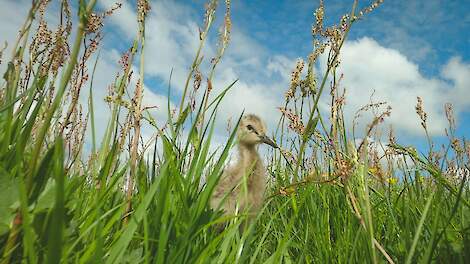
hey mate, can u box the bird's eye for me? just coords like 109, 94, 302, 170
246, 125, 259, 135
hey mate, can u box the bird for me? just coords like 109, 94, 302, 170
210, 114, 278, 223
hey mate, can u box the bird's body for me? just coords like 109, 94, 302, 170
210, 114, 277, 219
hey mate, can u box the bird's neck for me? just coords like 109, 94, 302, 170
237, 144, 262, 174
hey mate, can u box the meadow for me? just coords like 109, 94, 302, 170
0, 0, 469, 263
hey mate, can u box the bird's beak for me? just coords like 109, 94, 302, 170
259, 135, 278, 148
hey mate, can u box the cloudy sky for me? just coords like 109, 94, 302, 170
1, 0, 469, 152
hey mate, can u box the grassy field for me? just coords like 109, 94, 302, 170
0, 0, 469, 263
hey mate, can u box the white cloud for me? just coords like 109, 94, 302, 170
329, 37, 470, 137
100, 0, 139, 38
0, 0, 29, 39
0, 0, 33, 72
98, 0, 290, 138
100, 0, 204, 92
267, 55, 296, 81
441, 57, 470, 110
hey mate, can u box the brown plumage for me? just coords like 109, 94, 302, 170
210, 114, 278, 220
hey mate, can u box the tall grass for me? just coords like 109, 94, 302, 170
0, 0, 469, 263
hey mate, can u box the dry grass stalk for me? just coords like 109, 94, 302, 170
125, 0, 150, 224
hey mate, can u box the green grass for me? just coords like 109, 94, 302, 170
0, 0, 469, 263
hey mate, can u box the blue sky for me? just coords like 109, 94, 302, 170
1, 0, 469, 153
183, 0, 470, 73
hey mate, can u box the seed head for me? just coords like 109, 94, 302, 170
444, 103, 456, 132
193, 70, 202, 91
312, 0, 324, 37
465, 140, 470, 160
356, 0, 384, 20
137, 0, 151, 25
86, 13, 103, 33
415, 96, 427, 129
280, 148, 297, 164
285, 59, 304, 99
119, 49, 131, 70
0, 42, 7, 64
451, 138, 463, 154
86, 2, 122, 34
279, 107, 305, 135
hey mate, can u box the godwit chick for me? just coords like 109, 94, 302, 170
210, 114, 278, 221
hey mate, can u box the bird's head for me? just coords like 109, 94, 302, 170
238, 114, 278, 148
